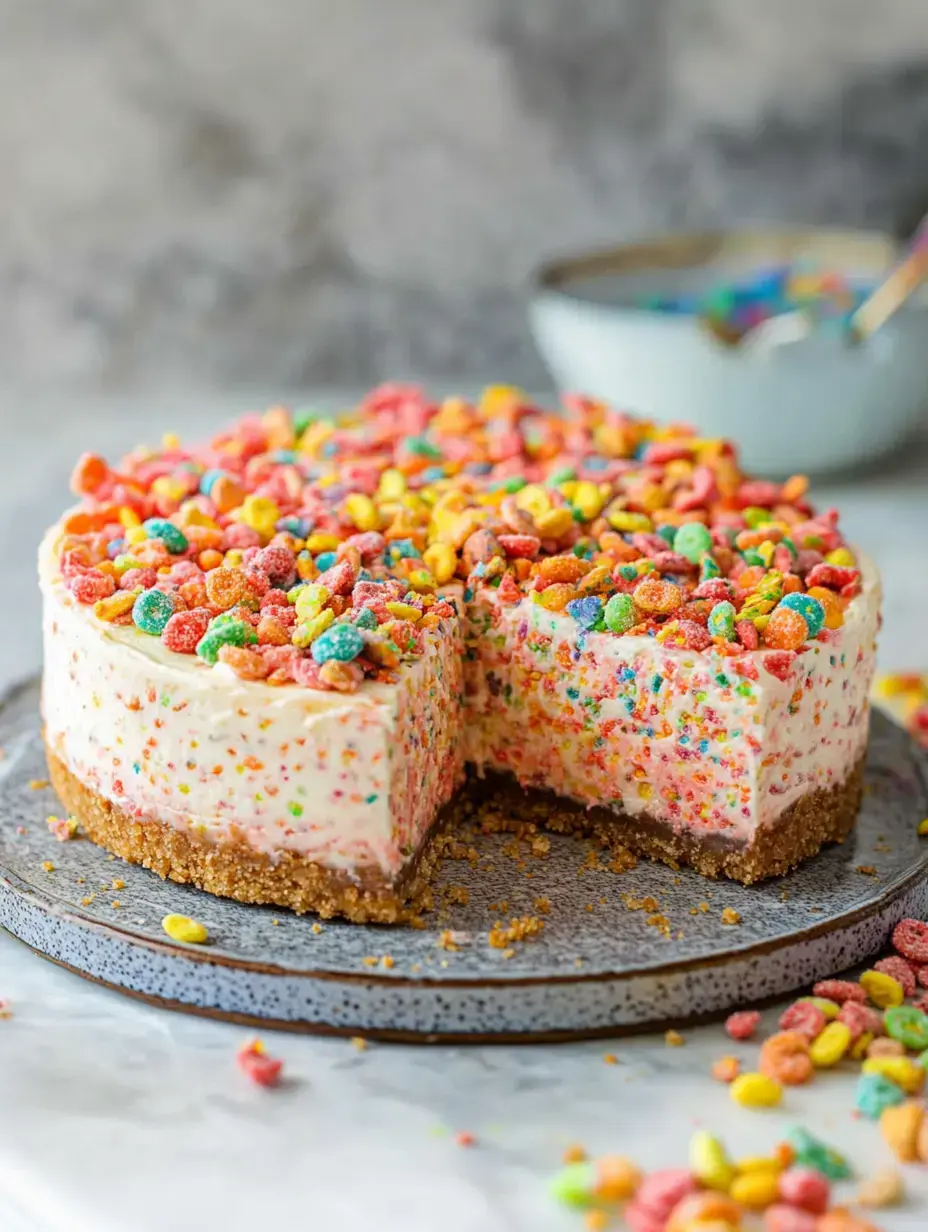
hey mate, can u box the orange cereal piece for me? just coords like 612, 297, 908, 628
763, 606, 808, 651
216, 645, 269, 680
537, 554, 592, 583
257, 615, 290, 646
666, 1191, 743, 1232
759, 1031, 814, 1086
534, 582, 576, 612
781, 474, 809, 503
633, 577, 683, 614
879, 1100, 924, 1163
205, 566, 247, 611
807, 586, 845, 630
211, 475, 245, 513
70, 451, 110, 496
737, 565, 767, 590
711, 1055, 741, 1083
179, 580, 208, 609
198, 548, 224, 572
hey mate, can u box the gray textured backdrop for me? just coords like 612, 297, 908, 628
3, 0, 928, 390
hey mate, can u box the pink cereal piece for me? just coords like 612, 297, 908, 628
736, 619, 759, 650
778, 1000, 827, 1040
498, 534, 541, 559
620, 1203, 664, 1232
69, 569, 116, 604
253, 546, 297, 586
762, 650, 797, 681
874, 955, 917, 997
119, 567, 158, 591
838, 1000, 884, 1041
765, 1205, 818, 1232
911, 992, 928, 1014
812, 979, 866, 1005
222, 523, 263, 550
161, 608, 212, 654
917, 965, 928, 990
260, 588, 290, 609
236, 1039, 282, 1087
692, 578, 735, 603
341, 532, 386, 563
725, 1009, 761, 1041
635, 1169, 698, 1220
892, 918, 928, 964
777, 1168, 830, 1215
316, 560, 357, 596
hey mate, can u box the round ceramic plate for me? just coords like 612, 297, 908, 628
2, 677, 927, 1041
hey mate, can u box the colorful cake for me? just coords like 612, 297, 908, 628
40, 386, 880, 920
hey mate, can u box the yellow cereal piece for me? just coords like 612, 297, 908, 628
125, 525, 148, 547
177, 502, 219, 530
730, 1073, 782, 1108
385, 602, 422, 623
344, 492, 380, 532
918, 819, 928, 837
479, 384, 525, 415
236, 495, 280, 540
112, 555, 141, 575
151, 475, 187, 504
860, 969, 905, 1008
294, 583, 331, 622
863, 1056, 925, 1095
809, 1020, 852, 1067
514, 483, 551, 519
688, 1131, 735, 1191
306, 532, 341, 554
729, 1170, 780, 1210
755, 539, 776, 567
535, 507, 575, 539
606, 509, 654, 533
798, 996, 840, 1019
405, 569, 437, 593
825, 547, 857, 567
298, 420, 335, 458
161, 914, 208, 944
851, 1031, 875, 1061
423, 543, 457, 585
118, 506, 142, 529
571, 481, 606, 521
292, 609, 335, 647
223, 549, 244, 569
735, 1156, 782, 1176
378, 467, 407, 500
94, 591, 140, 622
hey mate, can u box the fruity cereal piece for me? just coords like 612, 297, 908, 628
892, 917, 928, 963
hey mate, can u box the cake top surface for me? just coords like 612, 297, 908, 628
48, 384, 863, 692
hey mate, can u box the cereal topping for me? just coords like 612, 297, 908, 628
57, 387, 862, 695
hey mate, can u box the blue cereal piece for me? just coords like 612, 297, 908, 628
142, 517, 189, 555
311, 622, 365, 665
314, 551, 338, 571
132, 588, 177, 635
565, 596, 602, 630
778, 592, 826, 639
854, 1071, 906, 1120
199, 468, 228, 497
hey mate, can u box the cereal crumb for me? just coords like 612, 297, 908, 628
584, 1211, 609, 1232
0, 1000, 12, 1020
563, 1144, 588, 1163
111, 879, 125, 890
488, 916, 544, 949
721, 907, 742, 926
80, 895, 95, 907
311, 922, 323, 934
111, 900, 121, 909
665, 1029, 685, 1047
534, 896, 551, 914
380, 955, 395, 969
29, 779, 50, 790
455, 1131, 476, 1148
42, 861, 54, 873
350, 1036, 368, 1052
603, 1053, 619, 1065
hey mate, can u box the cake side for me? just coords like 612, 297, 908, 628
40, 524, 465, 895
464, 554, 878, 849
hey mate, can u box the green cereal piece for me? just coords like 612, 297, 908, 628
707, 600, 736, 641
353, 607, 378, 630
854, 1071, 906, 1120
604, 593, 637, 634
132, 588, 177, 635
548, 1162, 596, 1208
673, 521, 713, 564
786, 1127, 851, 1179
699, 554, 721, 581
196, 619, 257, 664
885, 1005, 928, 1051
142, 517, 189, 555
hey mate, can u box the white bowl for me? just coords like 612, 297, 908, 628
530, 229, 928, 475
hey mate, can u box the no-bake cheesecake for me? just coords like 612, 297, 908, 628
40, 387, 879, 919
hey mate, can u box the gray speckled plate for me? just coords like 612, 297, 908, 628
2, 677, 928, 1041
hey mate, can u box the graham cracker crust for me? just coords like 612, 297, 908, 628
44, 743, 439, 923
472, 752, 866, 886
45, 739, 866, 920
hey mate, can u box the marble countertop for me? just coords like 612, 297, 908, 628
3, 386, 928, 1231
